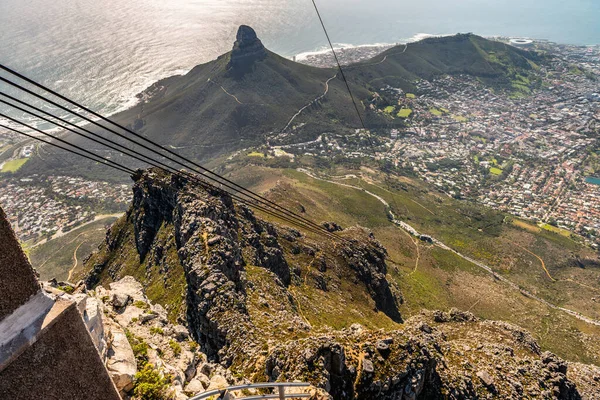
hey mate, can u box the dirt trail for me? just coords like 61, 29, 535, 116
37, 231, 87, 270
510, 242, 600, 293
511, 241, 556, 281
67, 241, 84, 282
281, 73, 338, 133
219, 84, 243, 104
346, 43, 408, 70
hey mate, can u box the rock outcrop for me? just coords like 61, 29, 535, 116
228, 25, 267, 74
265, 311, 587, 399
105, 318, 137, 394
80, 169, 600, 399
85, 169, 402, 366
50, 277, 600, 399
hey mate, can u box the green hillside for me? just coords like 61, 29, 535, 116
16, 30, 544, 182
221, 163, 600, 366
349, 33, 543, 93
108, 26, 370, 159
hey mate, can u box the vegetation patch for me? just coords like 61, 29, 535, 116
451, 115, 467, 122
383, 106, 395, 114
134, 300, 150, 310
150, 327, 164, 335
489, 167, 503, 175
57, 285, 74, 294
1, 158, 29, 173
169, 340, 182, 356
405, 93, 416, 98
569, 65, 584, 75
126, 329, 149, 366
133, 364, 172, 400
539, 223, 572, 237
396, 108, 412, 118
511, 219, 541, 233
429, 108, 443, 116
247, 152, 265, 158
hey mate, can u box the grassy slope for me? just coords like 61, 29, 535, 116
225, 164, 600, 366
84, 216, 187, 323
108, 50, 369, 158
349, 34, 542, 93
1, 158, 28, 173
29, 217, 117, 281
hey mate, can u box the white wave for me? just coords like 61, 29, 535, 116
401, 32, 456, 43
294, 33, 459, 61
294, 42, 398, 61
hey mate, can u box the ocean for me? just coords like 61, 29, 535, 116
1, 0, 599, 124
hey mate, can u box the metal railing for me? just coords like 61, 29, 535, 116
189, 382, 312, 400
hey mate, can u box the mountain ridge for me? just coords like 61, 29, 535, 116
15, 27, 545, 182
349, 33, 543, 91
79, 167, 600, 399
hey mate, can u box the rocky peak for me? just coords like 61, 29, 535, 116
228, 25, 267, 73
84, 169, 403, 361
235, 25, 260, 47
81, 168, 600, 399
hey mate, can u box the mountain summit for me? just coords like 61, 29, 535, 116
98, 25, 364, 161
229, 25, 267, 72
54, 29, 541, 167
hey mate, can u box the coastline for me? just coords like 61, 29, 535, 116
292, 33, 456, 67
3, 33, 598, 134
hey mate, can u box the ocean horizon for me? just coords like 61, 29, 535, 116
1, 0, 599, 125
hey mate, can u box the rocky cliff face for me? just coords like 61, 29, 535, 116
228, 25, 267, 75
82, 168, 600, 399
264, 309, 597, 399
50, 278, 600, 400
85, 168, 402, 364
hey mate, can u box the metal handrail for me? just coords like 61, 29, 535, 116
235, 395, 311, 400
189, 382, 312, 400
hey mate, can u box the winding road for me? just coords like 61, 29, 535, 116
295, 168, 600, 327
67, 241, 85, 282
281, 73, 338, 133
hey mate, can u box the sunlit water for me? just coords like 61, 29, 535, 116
1, 0, 599, 125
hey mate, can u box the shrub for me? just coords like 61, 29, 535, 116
134, 300, 150, 310
169, 340, 182, 357
150, 327, 164, 335
133, 364, 171, 400
58, 285, 74, 294
125, 329, 149, 366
